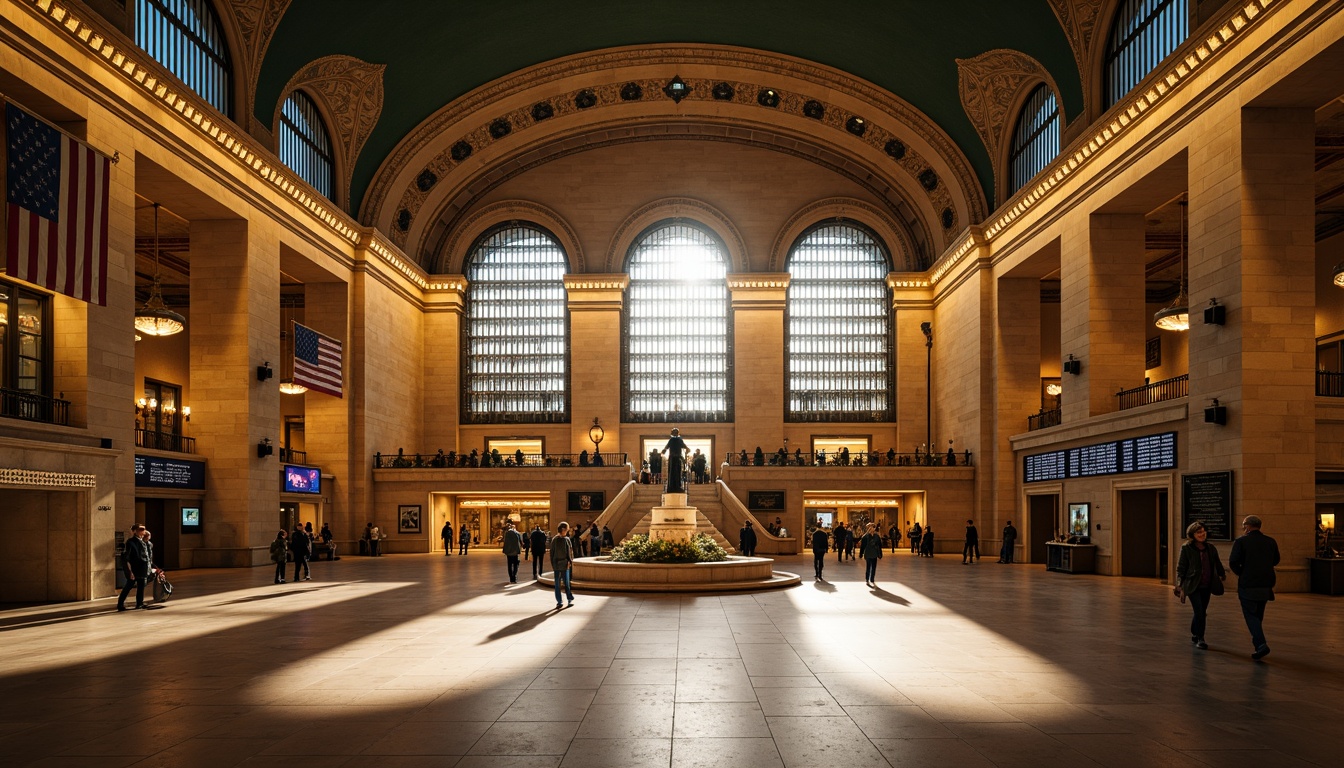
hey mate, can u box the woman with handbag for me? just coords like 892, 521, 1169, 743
270, 529, 289, 584
1175, 521, 1226, 650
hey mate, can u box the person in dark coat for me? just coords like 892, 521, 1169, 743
999, 521, 1018, 563
458, 524, 471, 555
811, 526, 830, 581
551, 522, 575, 608
441, 520, 454, 556
502, 522, 524, 584
962, 519, 979, 564
910, 522, 922, 554
663, 429, 689, 493
887, 523, 901, 553
1176, 521, 1226, 650
290, 524, 312, 581
268, 529, 288, 584
1229, 515, 1280, 660
529, 525, 548, 579
859, 523, 884, 586
920, 525, 935, 557
118, 524, 150, 610
833, 522, 849, 563
739, 520, 758, 556
602, 525, 614, 551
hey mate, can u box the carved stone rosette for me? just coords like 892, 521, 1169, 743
955, 49, 1059, 197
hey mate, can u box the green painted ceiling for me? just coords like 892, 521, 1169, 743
254, 0, 1084, 216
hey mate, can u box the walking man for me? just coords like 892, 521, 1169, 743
118, 524, 150, 611
441, 520, 453, 555
962, 519, 979, 564
888, 522, 901, 553
1229, 515, 1280, 660
502, 522, 524, 584
739, 520, 758, 557
811, 525, 829, 581
530, 525, 548, 579
290, 524, 312, 581
551, 522, 575, 608
458, 523, 471, 555
999, 520, 1018, 563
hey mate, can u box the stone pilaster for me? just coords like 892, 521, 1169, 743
994, 277, 1042, 534
728, 273, 788, 453
302, 280, 353, 545
891, 278, 933, 453
565, 275, 628, 456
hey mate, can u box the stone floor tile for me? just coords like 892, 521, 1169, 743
754, 687, 845, 717
467, 722, 578, 755
672, 702, 771, 738
766, 716, 890, 767
671, 737, 784, 768
558, 738, 671, 768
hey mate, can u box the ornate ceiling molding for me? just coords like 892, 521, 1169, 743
362, 45, 986, 267
277, 55, 386, 208
1045, 0, 1110, 114
436, 199, 586, 274
956, 49, 1060, 199
767, 198, 921, 273
226, 0, 292, 126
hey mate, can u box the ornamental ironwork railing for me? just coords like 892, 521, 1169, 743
1318, 371, 1344, 397
375, 451, 628, 469
723, 450, 973, 468
1028, 408, 1063, 431
280, 447, 307, 463
1116, 373, 1188, 410
1, 388, 70, 426
134, 429, 196, 453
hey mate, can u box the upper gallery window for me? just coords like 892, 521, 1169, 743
279, 91, 335, 199
0, 279, 60, 424
135, 0, 232, 116
785, 222, 893, 422
462, 224, 569, 424
624, 221, 731, 423
1007, 84, 1060, 196
1103, 0, 1189, 109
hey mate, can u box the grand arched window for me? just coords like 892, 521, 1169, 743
1007, 84, 1059, 195
462, 224, 569, 424
279, 91, 335, 199
135, 0, 232, 116
1103, 0, 1189, 109
786, 222, 893, 422
624, 221, 731, 422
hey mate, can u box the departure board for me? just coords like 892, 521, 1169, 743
1024, 432, 1177, 482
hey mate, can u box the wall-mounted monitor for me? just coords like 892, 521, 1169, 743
284, 465, 321, 495
181, 506, 201, 533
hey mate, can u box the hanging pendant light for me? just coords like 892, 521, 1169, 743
279, 303, 307, 394
1154, 200, 1189, 332
134, 203, 186, 337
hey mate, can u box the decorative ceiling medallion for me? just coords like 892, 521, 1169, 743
802, 100, 825, 119
620, 82, 644, 101
574, 90, 597, 109
416, 169, 437, 192
884, 139, 906, 159
919, 169, 939, 191
845, 116, 867, 136
489, 118, 512, 139
663, 76, 691, 103
757, 88, 780, 108
451, 141, 473, 161
396, 208, 411, 231
531, 102, 554, 121
941, 207, 955, 229
711, 82, 735, 100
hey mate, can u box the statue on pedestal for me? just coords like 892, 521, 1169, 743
662, 428, 688, 494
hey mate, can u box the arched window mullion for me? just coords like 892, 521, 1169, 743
135, 0, 232, 117
1103, 0, 1189, 109
279, 91, 335, 200
1008, 84, 1060, 196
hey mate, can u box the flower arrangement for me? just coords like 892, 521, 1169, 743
608, 533, 728, 564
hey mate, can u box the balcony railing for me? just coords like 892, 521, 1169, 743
1028, 408, 1062, 431
375, 451, 629, 469
135, 429, 196, 454
1318, 371, 1344, 397
724, 450, 973, 468
280, 448, 308, 464
1117, 374, 1189, 410
1, 388, 70, 426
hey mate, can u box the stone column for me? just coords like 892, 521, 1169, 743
422, 278, 465, 453
565, 275, 628, 458
728, 274, 788, 454
301, 280, 353, 546
1059, 214, 1146, 421
188, 218, 280, 566
891, 282, 933, 455
1188, 107, 1315, 590
994, 276, 1042, 531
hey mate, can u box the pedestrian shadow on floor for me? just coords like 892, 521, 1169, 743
481, 610, 556, 643
212, 584, 346, 605
813, 580, 837, 592
868, 586, 910, 605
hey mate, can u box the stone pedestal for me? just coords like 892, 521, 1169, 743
649, 493, 698, 543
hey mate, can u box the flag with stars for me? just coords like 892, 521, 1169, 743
4, 102, 110, 306
293, 322, 344, 398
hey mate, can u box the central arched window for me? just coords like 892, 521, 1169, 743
462, 224, 569, 424
624, 221, 731, 422
786, 222, 893, 422
135, 0, 232, 117
1008, 84, 1059, 196
1103, 0, 1189, 109
279, 91, 334, 200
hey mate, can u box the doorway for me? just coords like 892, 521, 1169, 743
1028, 494, 1057, 564
1119, 489, 1168, 578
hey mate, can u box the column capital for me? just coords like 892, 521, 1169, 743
564, 274, 629, 312
424, 275, 466, 314
728, 273, 789, 309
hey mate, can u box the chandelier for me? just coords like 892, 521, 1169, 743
134, 202, 185, 337
279, 302, 308, 395
1153, 199, 1189, 332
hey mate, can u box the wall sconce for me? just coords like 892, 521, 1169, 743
257, 361, 274, 381
1203, 298, 1225, 326
1204, 398, 1227, 425
1044, 382, 1063, 397
257, 437, 274, 458
182, 406, 191, 422
1063, 354, 1081, 375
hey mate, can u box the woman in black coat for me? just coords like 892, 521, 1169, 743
1175, 521, 1226, 650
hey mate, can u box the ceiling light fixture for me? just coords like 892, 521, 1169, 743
134, 203, 185, 337
1154, 200, 1189, 332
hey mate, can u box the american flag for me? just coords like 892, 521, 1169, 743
5, 102, 110, 306
293, 322, 343, 398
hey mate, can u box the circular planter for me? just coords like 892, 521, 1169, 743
537, 555, 800, 593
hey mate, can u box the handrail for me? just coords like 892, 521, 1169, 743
374, 451, 629, 468
1116, 373, 1188, 410
1, 388, 71, 426
1318, 371, 1344, 397
134, 428, 197, 454
592, 480, 637, 532
714, 480, 798, 553
724, 450, 973, 467
1027, 408, 1062, 431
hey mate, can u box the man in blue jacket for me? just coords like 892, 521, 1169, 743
1229, 515, 1280, 660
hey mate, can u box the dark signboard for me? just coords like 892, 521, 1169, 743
134, 455, 206, 490
1182, 471, 1234, 541
1024, 432, 1177, 483
568, 491, 604, 512
748, 490, 786, 511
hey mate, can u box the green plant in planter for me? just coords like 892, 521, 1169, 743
608, 533, 728, 563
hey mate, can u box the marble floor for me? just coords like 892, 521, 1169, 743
2, 551, 1341, 768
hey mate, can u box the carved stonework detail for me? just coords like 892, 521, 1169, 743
229, 0, 292, 114
956, 49, 1056, 190
278, 55, 386, 206
1046, 0, 1107, 107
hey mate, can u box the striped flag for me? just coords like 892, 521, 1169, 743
4, 102, 110, 306
293, 322, 343, 398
